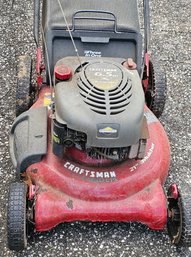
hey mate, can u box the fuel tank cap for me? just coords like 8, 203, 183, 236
54, 65, 72, 81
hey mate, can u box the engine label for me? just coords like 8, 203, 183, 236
85, 62, 122, 90
129, 143, 155, 172
97, 124, 119, 138
64, 161, 117, 182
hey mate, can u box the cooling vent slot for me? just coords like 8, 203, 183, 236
78, 63, 133, 115
108, 82, 132, 115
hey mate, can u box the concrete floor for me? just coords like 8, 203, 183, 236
0, 0, 190, 256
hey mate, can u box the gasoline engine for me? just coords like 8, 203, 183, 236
52, 57, 149, 162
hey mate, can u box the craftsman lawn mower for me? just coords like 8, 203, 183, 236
7, 0, 191, 251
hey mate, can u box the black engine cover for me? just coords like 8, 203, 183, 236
54, 57, 145, 148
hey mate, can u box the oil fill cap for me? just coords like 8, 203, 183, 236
54, 65, 72, 81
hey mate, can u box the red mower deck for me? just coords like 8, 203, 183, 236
27, 87, 170, 232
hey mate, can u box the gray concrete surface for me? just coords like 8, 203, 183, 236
0, 0, 191, 256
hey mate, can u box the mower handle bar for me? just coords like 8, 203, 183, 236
143, 0, 150, 53
33, 0, 150, 53
34, 0, 40, 47
72, 10, 118, 33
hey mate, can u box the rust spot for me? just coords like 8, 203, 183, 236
123, 58, 137, 70
21, 172, 32, 186
37, 185, 47, 194
66, 199, 73, 210
145, 187, 151, 192
31, 168, 38, 174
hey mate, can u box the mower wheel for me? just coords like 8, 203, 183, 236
145, 61, 166, 118
16, 56, 33, 117
7, 182, 28, 251
167, 183, 191, 246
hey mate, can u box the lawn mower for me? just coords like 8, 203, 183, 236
7, 0, 191, 251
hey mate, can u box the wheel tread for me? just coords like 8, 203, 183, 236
167, 183, 191, 247
179, 195, 191, 246
7, 182, 27, 251
16, 56, 32, 116
145, 60, 167, 118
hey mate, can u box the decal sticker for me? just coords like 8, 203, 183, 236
52, 133, 60, 144
129, 143, 155, 172
97, 124, 119, 138
85, 64, 121, 90
98, 127, 118, 134
43, 92, 51, 107
64, 161, 117, 182
84, 50, 102, 57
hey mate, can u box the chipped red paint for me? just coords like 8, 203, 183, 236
145, 52, 150, 77
36, 48, 41, 74
36, 48, 44, 87
168, 184, 178, 200
27, 86, 170, 232
29, 185, 36, 200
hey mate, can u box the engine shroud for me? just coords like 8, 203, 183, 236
54, 57, 146, 152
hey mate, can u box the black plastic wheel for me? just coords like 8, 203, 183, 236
167, 184, 191, 246
145, 60, 166, 118
7, 182, 28, 251
16, 56, 32, 117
